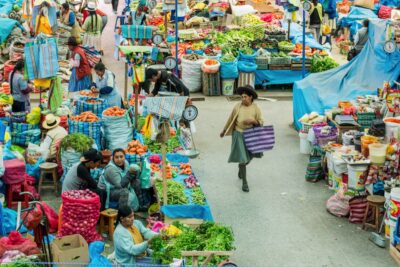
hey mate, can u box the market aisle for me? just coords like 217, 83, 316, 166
190, 98, 397, 267
95, 4, 397, 266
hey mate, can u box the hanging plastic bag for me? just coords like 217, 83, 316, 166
220, 59, 239, 79
237, 61, 258, 73
140, 158, 151, 189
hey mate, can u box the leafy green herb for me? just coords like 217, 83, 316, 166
310, 55, 339, 73
60, 133, 94, 153
192, 187, 206, 205
155, 180, 189, 205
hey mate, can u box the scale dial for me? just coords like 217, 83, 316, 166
183, 105, 198, 121
164, 56, 177, 70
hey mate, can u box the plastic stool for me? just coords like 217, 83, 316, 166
362, 195, 386, 231
6, 182, 29, 209
99, 209, 118, 241
38, 162, 58, 195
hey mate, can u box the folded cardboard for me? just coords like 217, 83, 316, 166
51, 234, 89, 267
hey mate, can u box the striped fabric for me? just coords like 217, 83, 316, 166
75, 97, 109, 117
243, 126, 275, 153
146, 96, 188, 121
348, 196, 369, 224
121, 25, 154, 39
238, 72, 255, 88
80, 46, 102, 67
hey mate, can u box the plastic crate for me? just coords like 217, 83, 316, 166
356, 112, 376, 121
256, 57, 270, 70
269, 57, 291, 65
202, 72, 221, 96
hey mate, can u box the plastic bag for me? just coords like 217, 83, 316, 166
237, 61, 258, 73
102, 110, 134, 151
22, 205, 43, 231
2, 209, 27, 235
59, 190, 102, 243
27, 143, 47, 164
181, 57, 204, 93
40, 202, 59, 233
220, 59, 239, 79
326, 186, 351, 217
24, 175, 40, 200
239, 52, 257, 63
140, 158, 151, 189
88, 241, 112, 267
0, 231, 40, 257
26, 158, 44, 181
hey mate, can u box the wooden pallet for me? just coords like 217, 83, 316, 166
268, 64, 291, 70
291, 63, 311, 71
202, 72, 221, 96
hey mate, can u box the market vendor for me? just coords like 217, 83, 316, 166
9, 59, 34, 112
34, 1, 53, 36
114, 205, 159, 265
91, 62, 122, 107
67, 37, 92, 92
59, 3, 81, 42
220, 85, 264, 193
62, 149, 106, 209
82, 4, 108, 33
140, 69, 190, 96
40, 114, 68, 161
97, 149, 140, 211
129, 5, 148, 25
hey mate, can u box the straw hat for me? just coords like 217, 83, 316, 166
42, 114, 61, 129
237, 85, 258, 100
86, 1, 96, 11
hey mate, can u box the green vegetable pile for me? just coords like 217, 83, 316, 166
310, 55, 339, 73
239, 14, 265, 40
220, 53, 236, 62
241, 47, 254, 56
271, 52, 290, 58
144, 136, 182, 154
2, 255, 40, 267
192, 187, 206, 205
59, 133, 94, 153
155, 180, 189, 205
150, 221, 235, 265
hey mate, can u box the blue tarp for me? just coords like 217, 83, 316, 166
281, 21, 325, 50
381, 0, 400, 7
0, 18, 19, 44
293, 19, 400, 130
256, 70, 307, 85
338, 6, 378, 39
0, 0, 22, 16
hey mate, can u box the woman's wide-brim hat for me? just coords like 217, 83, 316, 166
237, 85, 258, 100
42, 114, 61, 129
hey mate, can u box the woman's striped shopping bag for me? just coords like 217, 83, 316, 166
243, 125, 275, 153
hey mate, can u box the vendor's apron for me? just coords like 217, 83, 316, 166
96, 72, 122, 107
62, 10, 81, 41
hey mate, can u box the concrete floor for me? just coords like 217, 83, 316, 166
42, 2, 398, 266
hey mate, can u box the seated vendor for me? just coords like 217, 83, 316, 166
97, 149, 140, 211
114, 205, 159, 265
40, 114, 67, 161
62, 149, 106, 207
91, 62, 122, 107
140, 68, 190, 97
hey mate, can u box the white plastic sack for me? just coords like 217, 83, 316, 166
181, 57, 204, 93
61, 148, 81, 171
103, 112, 134, 151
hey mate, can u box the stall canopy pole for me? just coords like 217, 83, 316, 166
134, 83, 139, 129
124, 63, 128, 100
161, 142, 167, 205
302, 9, 306, 78
175, 0, 179, 75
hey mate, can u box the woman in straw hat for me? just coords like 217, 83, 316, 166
40, 114, 67, 160
220, 85, 264, 192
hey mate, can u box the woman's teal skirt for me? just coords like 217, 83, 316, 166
228, 130, 262, 164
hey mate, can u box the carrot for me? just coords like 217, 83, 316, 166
71, 111, 100, 122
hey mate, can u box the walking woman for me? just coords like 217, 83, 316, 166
67, 37, 92, 92
309, 0, 324, 43
60, 2, 81, 42
220, 85, 264, 192
9, 59, 34, 112
82, 2, 103, 52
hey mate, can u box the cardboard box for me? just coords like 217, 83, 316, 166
51, 234, 89, 267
